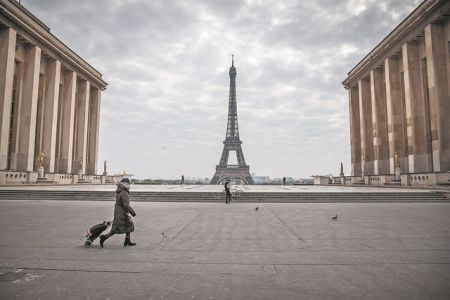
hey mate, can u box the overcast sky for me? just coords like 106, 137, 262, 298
23, 0, 421, 179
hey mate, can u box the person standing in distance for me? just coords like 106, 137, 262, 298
100, 177, 137, 247
224, 179, 231, 204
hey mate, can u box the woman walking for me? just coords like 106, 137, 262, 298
100, 178, 137, 247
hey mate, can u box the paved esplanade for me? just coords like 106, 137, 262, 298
1, 195, 450, 299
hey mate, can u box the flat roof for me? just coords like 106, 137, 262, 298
342, 0, 450, 88
0, 0, 108, 89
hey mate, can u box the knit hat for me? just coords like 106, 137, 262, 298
120, 177, 130, 184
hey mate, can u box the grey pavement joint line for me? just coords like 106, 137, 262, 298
160, 213, 200, 250
264, 204, 306, 242
2, 248, 450, 263
3, 248, 450, 265
2, 260, 450, 274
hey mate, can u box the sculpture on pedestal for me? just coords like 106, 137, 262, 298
361, 157, 366, 181
103, 160, 108, 176
37, 152, 45, 178
394, 152, 401, 180
37, 152, 44, 168
78, 157, 83, 176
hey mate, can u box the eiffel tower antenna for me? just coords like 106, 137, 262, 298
210, 57, 254, 185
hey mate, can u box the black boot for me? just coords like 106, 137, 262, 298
124, 238, 136, 246
99, 235, 108, 248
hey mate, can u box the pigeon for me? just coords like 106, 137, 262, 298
331, 215, 338, 220
162, 232, 167, 238
255, 207, 259, 211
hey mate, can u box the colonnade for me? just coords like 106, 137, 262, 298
348, 22, 450, 177
0, 27, 103, 176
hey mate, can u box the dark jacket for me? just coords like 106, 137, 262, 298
112, 184, 136, 234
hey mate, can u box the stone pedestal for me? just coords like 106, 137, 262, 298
36, 168, 57, 184
101, 175, 106, 183
37, 167, 44, 179
340, 176, 345, 185
364, 176, 370, 185
395, 167, 401, 181
77, 173, 91, 184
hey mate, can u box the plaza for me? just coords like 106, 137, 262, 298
1, 198, 450, 299
1, 0, 450, 298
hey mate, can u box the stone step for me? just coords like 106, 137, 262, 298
0, 190, 447, 203
0, 193, 445, 198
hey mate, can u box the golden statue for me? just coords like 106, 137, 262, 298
37, 152, 44, 168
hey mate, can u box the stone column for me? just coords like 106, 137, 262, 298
0, 28, 16, 170
425, 24, 450, 172
349, 86, 361, 176
402, 41, 432, 173
73, 79, 90, 175
58, 70, 76, 174
358, 77, 374, 175
385, 56, 408, 174
370, 69, 389, 175
86, 86, 101, 175
16, 46, 41, 172
41, 59, 61, 173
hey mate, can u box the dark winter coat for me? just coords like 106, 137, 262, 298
112, 184, 136, 234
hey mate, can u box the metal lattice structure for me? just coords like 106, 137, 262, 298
210, 56, 254, 185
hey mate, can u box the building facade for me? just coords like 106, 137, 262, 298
0, 0, 107, 184
342, 0, 450, 187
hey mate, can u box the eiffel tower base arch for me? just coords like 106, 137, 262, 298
211, 166, 254, 185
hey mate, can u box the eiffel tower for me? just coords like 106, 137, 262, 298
211, 56, 254, 185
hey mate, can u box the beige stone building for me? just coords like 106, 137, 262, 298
0, 0, 108, 184
342, 0, 450, 187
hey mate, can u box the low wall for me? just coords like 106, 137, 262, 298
313, 176, 331, 184
0, 171, 122, 185
0, 171, 38, 184
323, 172, 449, 187
367, 175, 396, 186
404, 172, 450, 187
